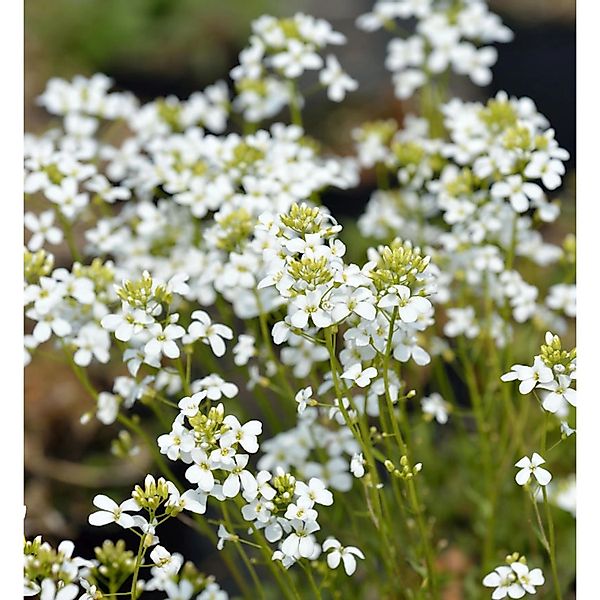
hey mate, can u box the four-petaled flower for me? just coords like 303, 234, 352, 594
88, 494, 140, 528
515, 453, 552, 487
323, 537, 365, 575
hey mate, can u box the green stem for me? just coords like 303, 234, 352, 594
221, 503, 265, 600
382, 308, 437, 596
55, 209, 82, 263
288, 80, 303, 128
64, 350, 250, 595
304, 564, 322, 600
130, 533, 147, 599
324, 328, 398, 579
542, 488, 562, 600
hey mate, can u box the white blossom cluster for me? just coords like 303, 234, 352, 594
354, 91, 574, 349
24, 479, 229, 599
157, 390, 363, 572
260, 202, 438, 380
357, 0, 513, 98
23, 4, 575, 599
502, 331, 576, 417
231, 13, 357, 121
483, 555, 545, 599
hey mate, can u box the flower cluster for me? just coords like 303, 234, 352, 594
483, 554, 545, 599
23, 3, 575, 599
502, 332, 576, 416
24, 485, 228, 600
231, 13, 357, 121
354, 91, 573, 353
357, 0, 512, 98
157, 386, 363, 572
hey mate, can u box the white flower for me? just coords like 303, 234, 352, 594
386, 36, 425, 72
272, 320, 292, 345
39, 579, 78, 600
177, 391, 208, 417
537, 375, 576, 413
501, 357, 554, 394
233, 334, 256, 366
323, 538, 365, 575
162, 579, 195, 600
243, 470, 276, 502
270, 39, 323, 78
392, 69, 426, 99
515, 453, 552, 486
421, 393, 450, 424
45, 177, 89, 219
560, 421, 576, 438
185, 449, 217, 492
443, 306, 480, 339
524, 151, 565, 190
220, 415, 262, 453
451, 43, 497, 86
150, 545, 182, 575
85, 174, 130, 203
96, 392, 119, 425
88, 494, 139, 528
280, 519, 320, 558
158, 416, 195, 460
73, 323, 110, 366
185, 310, 233, 357
28, 309, 72, 344
284, 501, 318, 522
341, 363, 378, 388
510, 562, 545, 595
101, 307, 153, 342
482, 565, 524, 599
222, 454, 257, 498
24, 210, 63, 250
197, 582, 228, 600
491, 175, 543, 213
194, 374, 238, 400
144, 323, 185, 360
241, 498, 273, 523
350, 452, 365, 478
546, 284, 576, 317
295, 386, 313, 414
295, 477, 333, 507
290, 290, 333, 329
331, 287, 376, 322
79, 579, 101, 600
319, 55, 358, 102
217, 524, 238, 550
166, 484, 208, 515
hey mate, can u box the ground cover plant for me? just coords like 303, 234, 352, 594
24, 1, 575, 598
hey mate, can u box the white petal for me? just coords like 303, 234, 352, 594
93, 494, 118, 511
88, 510, 115, 526
534, 467, 552, 486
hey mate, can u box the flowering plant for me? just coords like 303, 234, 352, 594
24, 1, 575, 599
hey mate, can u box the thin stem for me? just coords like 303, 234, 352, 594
288, 80, 303, 128
130, 533, 147, 599
304, 563, 322, 600
382, 308, 437, 596
221, 503, 265, 600
55, 209, 83, 263
542, 487, 563, 600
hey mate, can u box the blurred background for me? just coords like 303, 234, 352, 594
24, 0, 575, 597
